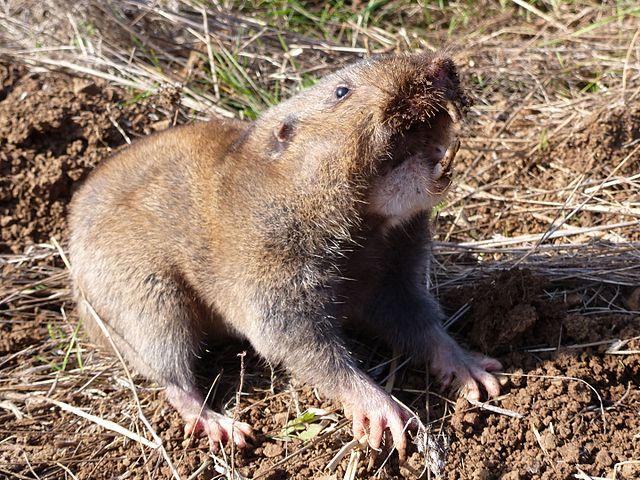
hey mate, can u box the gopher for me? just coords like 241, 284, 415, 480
68, 52, 501, 458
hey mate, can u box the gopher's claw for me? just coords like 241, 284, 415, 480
430, 337, 503, 401
184, 412, 254, 450
441, 138, 460, 171
346, 388, 413, 463
445, 100, 462, 124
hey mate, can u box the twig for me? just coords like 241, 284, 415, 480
44, 396, 159, 449
326, 439, 360, 472
467, 398, 523, 419
511, 0, 569, 32
22, 452, 41, 480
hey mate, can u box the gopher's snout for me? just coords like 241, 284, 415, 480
382, 55, 467, 134
365, 54, 468, 222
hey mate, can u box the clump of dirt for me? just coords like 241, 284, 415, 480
442, 269, 567, 355
0, 61, 174, 253
0, 62, 21, 101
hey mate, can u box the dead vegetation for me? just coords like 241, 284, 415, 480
1, 1, 639, 479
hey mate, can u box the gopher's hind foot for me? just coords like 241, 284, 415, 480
167, 385, 254, 450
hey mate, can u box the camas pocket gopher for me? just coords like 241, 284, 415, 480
69, 52, 501, 458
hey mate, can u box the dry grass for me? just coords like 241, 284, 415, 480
1, 0, 640, 478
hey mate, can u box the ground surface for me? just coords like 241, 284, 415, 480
1, 1, 640, 479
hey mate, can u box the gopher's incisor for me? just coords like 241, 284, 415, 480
69, 52, 501, 458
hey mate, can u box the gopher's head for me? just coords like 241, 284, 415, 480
233, 52, 466, 230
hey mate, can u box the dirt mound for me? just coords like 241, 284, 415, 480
0, 62, 170, 253
447, 345, 640, 479
442, 270, 557, 355
433, 268, 640, 479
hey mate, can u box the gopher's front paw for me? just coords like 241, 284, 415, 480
430, 338, 502, 401
343, 386, 414, 461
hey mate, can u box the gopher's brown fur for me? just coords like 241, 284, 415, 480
68, 52, 501, 457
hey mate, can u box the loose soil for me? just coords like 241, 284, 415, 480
0, 60, 177, 253
1, 60, 639, 480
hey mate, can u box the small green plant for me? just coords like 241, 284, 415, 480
274, 408, 336, 442
472, 72, 485, 88
432, 200, 446, 215
538, 128, 549, 151
123, 88, 155, 106
211, 48, 278, 119
579, 76, 602, 94
79, 20, 96, 37
38, 320, 84, 373
300, 74, 319, 89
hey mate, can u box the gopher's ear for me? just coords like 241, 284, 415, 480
273, 115, 297, 144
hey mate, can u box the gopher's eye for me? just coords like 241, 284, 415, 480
335, 86, 350, 100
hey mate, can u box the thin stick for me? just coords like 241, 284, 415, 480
326, 439, 360, 472
22, 452, 42, 480
622, 27, 640, 98
200, 6, 220, 100
231, 351, 247, 477
458, 220, 639, 248
44, 396, 158, 449
467, 399, 523, 419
